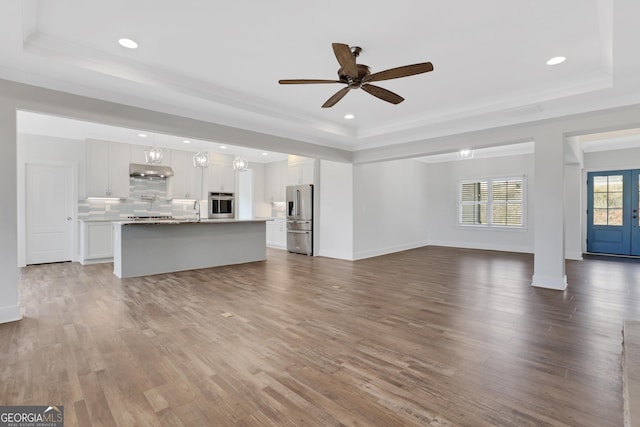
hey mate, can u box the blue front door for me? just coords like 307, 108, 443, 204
631, 169, 640, 256
587, 170, 640, 255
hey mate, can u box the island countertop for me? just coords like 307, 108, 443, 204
113, 218, 270, 225
113, 219, 267, 278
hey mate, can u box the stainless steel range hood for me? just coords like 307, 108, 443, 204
129, 163, 174, 178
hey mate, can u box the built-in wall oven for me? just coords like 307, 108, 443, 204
208, 192, 234, 219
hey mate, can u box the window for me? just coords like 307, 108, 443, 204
592, 175, 623, 226
459, 177, 526, 228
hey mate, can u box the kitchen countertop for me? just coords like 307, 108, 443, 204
115, 218, 270, 225
82, 217, 280, 223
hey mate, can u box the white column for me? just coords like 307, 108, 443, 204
532, 129, 567, 290
0, 100, 21, 323
564, 163, 583, 260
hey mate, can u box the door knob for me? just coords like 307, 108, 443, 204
66, 217, 72, 221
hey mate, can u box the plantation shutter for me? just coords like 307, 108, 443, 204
460, 181, 488, 225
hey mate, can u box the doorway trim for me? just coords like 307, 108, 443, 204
583, 166, 640, 257
18, 159, 78, 267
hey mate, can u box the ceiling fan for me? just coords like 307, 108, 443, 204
279, 43, 434, 108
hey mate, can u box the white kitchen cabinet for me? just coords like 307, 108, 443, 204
203, 153, 235, 195
264, 160, 287, 202
168, 150, 202, 199
266, 218, 286, 249
84, 140, 130, 198
288, 156, 315, 185
130, 144, 172, 166
80, 221, 113, 264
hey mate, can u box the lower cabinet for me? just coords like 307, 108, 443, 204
80, 221, 114, 264
266, 218, 286, 249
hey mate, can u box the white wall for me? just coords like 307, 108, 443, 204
564, 163, 583, 260
584, 146, 640, 171
18, 133, 84, 160
318, 160, 353, 260
0, 101, 19, 323
353, 158, 429, 259
427, 154, 535, 253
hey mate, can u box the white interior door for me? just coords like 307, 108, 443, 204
26, 163, 73, 264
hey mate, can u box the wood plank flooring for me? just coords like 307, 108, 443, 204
2, 247, 639, 426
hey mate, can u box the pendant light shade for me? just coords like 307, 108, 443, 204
145, 145, 163, 164
233, 156, 249, 171
193, 151, 209, 168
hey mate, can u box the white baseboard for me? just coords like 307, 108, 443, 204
428, 240, 533, 254
266, 244, 286, 250
352, 240, 429, 261
0, 304, 21, 324
80, 257, 114, 265
565, 251, 583, 261
531, 274, 568, 290
318, 250, 355, 261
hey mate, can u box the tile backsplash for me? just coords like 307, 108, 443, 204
78, 177, 200, 220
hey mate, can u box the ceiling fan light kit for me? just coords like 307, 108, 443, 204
279, 43, 434, 108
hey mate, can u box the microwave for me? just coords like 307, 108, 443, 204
208, 192, 234, 219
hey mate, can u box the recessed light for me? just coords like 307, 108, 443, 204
138, 133, 148, 138
119, 38, 138, 49
183, 140, 191, 144
344, 114, 355, 120
458, 149, 474, 159
220, 146, 227, 149
546, 56, 566, 66
261, 152, 269, 156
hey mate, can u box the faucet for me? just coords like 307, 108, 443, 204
193, 200, 201, 221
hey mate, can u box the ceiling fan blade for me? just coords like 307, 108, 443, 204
322, 87, 351, 108
367, 62, 434, 82
332, 43, 358, 79
361, 84, 404, 104
279, 79, 343, 84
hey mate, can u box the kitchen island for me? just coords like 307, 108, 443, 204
112, 219, 267, 278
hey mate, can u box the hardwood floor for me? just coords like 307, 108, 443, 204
2, 247, 639, 426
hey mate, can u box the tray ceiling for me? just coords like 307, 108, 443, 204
2, 0, 640, 153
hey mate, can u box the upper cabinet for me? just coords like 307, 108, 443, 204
288, 155, 315, 185
203, 153, 235, 195
168, 150, 202, 200
264, 160, 287, 202
83, 139, 130, 198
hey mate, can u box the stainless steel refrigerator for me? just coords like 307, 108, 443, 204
286, 184, 313, 255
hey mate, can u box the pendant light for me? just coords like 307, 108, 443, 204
233, 156, 249, 171
144, 135, 163, 164
193, 151, 209, 168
